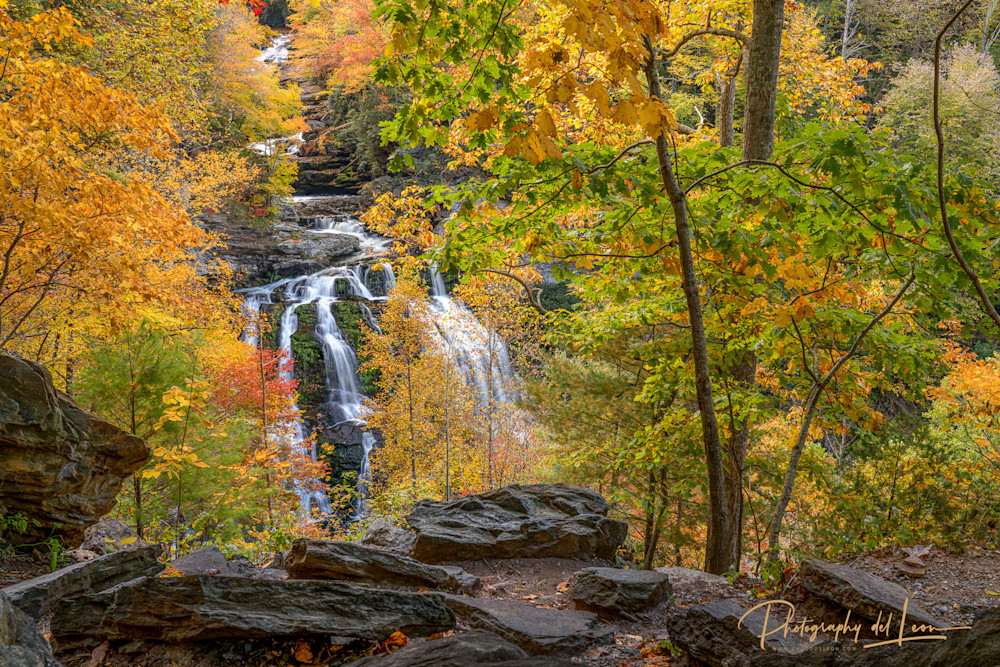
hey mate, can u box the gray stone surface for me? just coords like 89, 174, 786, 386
406, 484, 627, 563
357, 518, 416, 556
572, 567, 672, 613
0, 592, 61, 667
50, 575, 455, 652
756, 608, 1000, 666
350, 630, 527, 666
285, 539, 479, 593
0, 355, 150, 548
800, 559, 940, 629
440, 593, 614, 655
170, 545, 232, 576
664, 598, 812, 667
4, 544, 163, 620
79, 519, 145, 555
654, 566, 743, 604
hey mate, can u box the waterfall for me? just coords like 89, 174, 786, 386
355, 432, 376, 518
427, 266, 518, 407
244, 265, 382, 518
257, 35, 290, 64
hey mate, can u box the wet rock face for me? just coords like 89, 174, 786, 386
0, 355, 150, 548
50, 575, 455, 653
405, 484, 628, 562
211, 221, 361, 282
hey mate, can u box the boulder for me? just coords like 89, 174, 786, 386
285, 539, 479, 593
664, 598, 812, 667
79, 519, 145, 555
227, 554, 257, 577
170, 545, 232, 576
0, 355, 150, 547
572, 567, 672, 614
264, 549, 289, 570
406, 484, 627, 563
357, 518, 416, 556
4, 544, 163, 620
440, 566, 483, 594
0, 592, 61, 667
50, 576, 455, 652
654, 566, 743, 604
440, 594, 614, 655
799, 559, 940, 630
754, 608, 1000, 666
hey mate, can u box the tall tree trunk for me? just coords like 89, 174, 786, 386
258, 328, 272, 527
644, 44, 731, 575
742, 0, 785, 161
717, 0, 785, 572
407, 364, 416, 498
717, 74, 737, 148
841, 0, 855, 58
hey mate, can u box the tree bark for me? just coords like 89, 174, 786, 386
716, 0, 785, 572
644, 44, 732, 575
717, 73, 737, 148
742, 0, 785, 161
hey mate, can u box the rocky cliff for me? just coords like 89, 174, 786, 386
0, 355, 150, 548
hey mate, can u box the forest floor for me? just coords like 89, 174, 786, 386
442, 546, 1000, 666
4, 546, 999, 665
0, 553, 48, 587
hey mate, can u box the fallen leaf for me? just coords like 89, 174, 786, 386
88, 641, 109, 667
556, 581, 571, 593
294, 638, 313, 663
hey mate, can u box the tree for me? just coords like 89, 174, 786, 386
878, 44, 1000, 187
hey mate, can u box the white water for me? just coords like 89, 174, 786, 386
427, 266, 518, 407
257, 35, 290, 64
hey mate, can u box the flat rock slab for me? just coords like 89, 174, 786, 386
351, 630, 527, 666
0, 592, 60, 667
440, 593, 614, 655
754, 608, 1000, 666
800, 559, 940, 630
50, 575, 454, 652
572, 567, 672, 614
406, 483, 627, 562
665, 599, 812, 667
4, 544, 163, 620
286, 539, 478, 592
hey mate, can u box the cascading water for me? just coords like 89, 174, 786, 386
242, 255, 396, 518
427, 266, 518, 406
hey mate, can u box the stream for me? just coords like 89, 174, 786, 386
239, 36, 522, 520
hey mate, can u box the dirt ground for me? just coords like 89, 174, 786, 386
847, 544, 1000, 626
0, 553, 48, 587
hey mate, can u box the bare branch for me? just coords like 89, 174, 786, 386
932, 0, 1000, 330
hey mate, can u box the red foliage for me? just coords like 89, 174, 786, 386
207, 346, 299, 425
